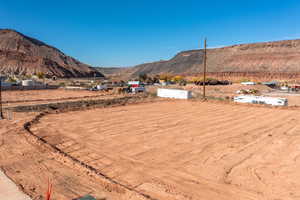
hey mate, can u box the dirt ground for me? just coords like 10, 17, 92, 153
184, 83, 272, 95
2, 89, 105, 101
25, 101, 300, 200
1, 89, 122, 108
0, 111, 148, 200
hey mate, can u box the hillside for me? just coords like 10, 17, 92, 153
95, 67, 127, 76
0, 29, 104, 78
98, 39, 300, 79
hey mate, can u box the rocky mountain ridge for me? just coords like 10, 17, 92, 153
0, 29, 103, 78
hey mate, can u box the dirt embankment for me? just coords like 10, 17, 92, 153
10, 95, 146, 112
1, 89, 126, 108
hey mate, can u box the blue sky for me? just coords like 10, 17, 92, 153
1, 0, 300, 67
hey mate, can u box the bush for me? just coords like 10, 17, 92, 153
59, 82, 66, 87
138, 73, 148, 82
36, 72, 45, 79
24, 74, 32, 79
7, 76, 17, 83
172, 75, 184, 83
239, 78, 251, 83
191, 77, 217, 83
159, 73, 173, 82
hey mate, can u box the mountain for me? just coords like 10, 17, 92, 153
98, 39, 300, 79
0, 29, 104, 78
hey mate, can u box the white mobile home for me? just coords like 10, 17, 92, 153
157, 88, 192, 99
234, 95, 288, 106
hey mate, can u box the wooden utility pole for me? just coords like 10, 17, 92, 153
0, 77, 3, 119
203, 38, 207, 100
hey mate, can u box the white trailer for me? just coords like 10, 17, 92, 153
131, 87, 145, 93
22, 80, 35, 86
241, 81, 256, 85
234, 95, 288, 106
157, 88, 192, 99
96, 85, 108, 90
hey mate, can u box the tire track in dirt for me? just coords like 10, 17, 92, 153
31, 101, 300, 200
25, 112, 160, 200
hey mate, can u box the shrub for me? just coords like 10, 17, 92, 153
138, 73, 148, 82
59, 82, 66, 87
159, 73, 173, 82
36, 72, 45, 79
239, 78, 251, 83
7, 76, 17, 83
172, 75, 184, 83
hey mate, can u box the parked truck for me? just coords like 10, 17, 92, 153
127, 81, 145, 93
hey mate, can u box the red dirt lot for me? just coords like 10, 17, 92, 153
2, 89, 104, 101
0, 112, 147, 200
30, 101, 300, 200
2, 89, 122, 108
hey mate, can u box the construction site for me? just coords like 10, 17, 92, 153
2, 6, 300, 199
2, 36, 300, 199
1, 83, 300, 200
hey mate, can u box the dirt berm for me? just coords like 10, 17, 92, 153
9, 95, 149, 112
